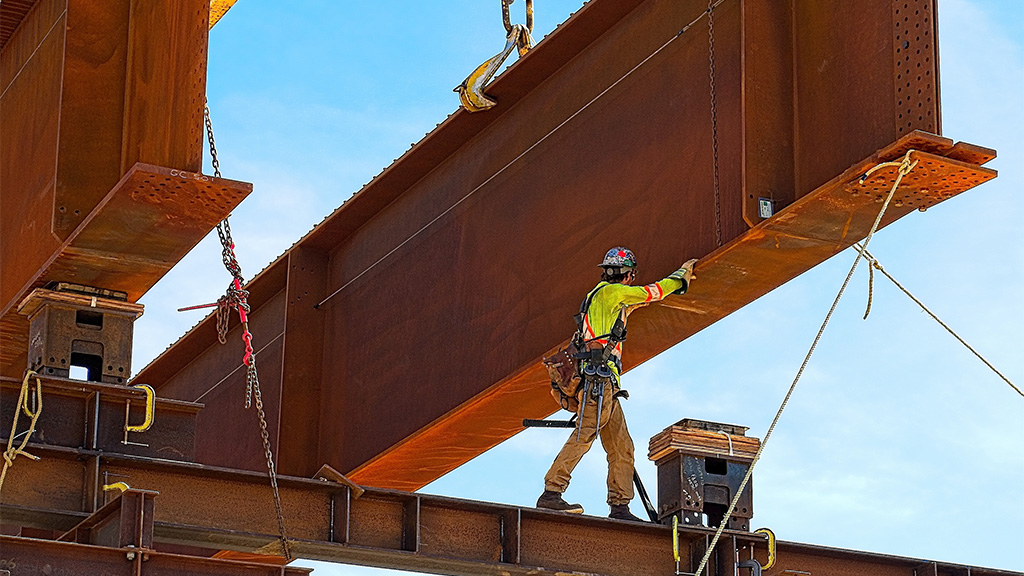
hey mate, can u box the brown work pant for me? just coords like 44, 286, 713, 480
543, 383, 634, 506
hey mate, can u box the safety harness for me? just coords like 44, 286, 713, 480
544, 282, 630, 414
572, 282, 628, 374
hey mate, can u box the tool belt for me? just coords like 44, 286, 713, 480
544, 341, 627, 412
543, 283, 628, 412
543, 339, 583, 412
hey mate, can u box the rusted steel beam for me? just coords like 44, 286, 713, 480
0, 444, 750, 575
0, 0, 38, 50
0, 375, 201, 461
0, 445, 1016, 576
132, 0, 994, 492
0, 163, 252, 376
771, 541, 1024, 576
0, 536, 313, 576
0, 0, 236, 377
56, 488, 157, 548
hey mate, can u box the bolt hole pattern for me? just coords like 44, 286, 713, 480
850, 156, 990, 212
894, 0, 935, 136
125, 173, 243, 216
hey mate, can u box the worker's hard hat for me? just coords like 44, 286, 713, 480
599, 247, 637, 270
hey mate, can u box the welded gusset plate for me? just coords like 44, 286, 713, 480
843, 150, 997, 212
0, 536, 312, 576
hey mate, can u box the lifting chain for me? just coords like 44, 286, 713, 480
502, 0, 533, 35
203, 102, 292, 560
707, 0, 723, 247
203, 100, 222, 179
0, 370, 42, 493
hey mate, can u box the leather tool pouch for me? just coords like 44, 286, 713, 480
543, 340, 582, 412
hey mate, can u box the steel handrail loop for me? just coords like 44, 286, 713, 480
754, 527, 777, 570
125, 384, 156, 433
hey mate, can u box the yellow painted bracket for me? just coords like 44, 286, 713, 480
672, 515, 680, 562
103, 482, 131, 493
754, 527, 777, 570
125, 384, 156, 434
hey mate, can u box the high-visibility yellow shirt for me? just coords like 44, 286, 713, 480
581, 276, 685, 358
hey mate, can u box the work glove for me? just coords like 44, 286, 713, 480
668, 259, 698, 294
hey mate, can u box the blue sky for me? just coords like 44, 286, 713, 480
133, 1, 1023, 573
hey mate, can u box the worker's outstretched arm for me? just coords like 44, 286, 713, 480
609, 259, 698, 306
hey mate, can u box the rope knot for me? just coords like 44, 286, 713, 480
897, 153, 919, 176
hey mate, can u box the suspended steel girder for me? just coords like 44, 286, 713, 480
0, 1, 1007, 575
132, 0, 994, 493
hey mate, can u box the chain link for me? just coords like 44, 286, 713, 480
204, 101, 290, 560
707, 0, 723, 247
203, 99, 222, 179
213, 218, 251, 345
247, 356, 292, 559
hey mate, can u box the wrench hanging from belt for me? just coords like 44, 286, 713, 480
455, 0, 534, 112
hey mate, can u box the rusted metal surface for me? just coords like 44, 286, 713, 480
57, 488, 156, 548
0, 444, 757, 575
0, 0, 37, 50
279, 247, 329, 475
1, 0, 231, 378
0, 0, 66, 364
650, 419, 759, 528
209, 0, 241, 29
0, 375, 200, 461
119, 0, 208, 176
0, 164, 252, 377
19, 288, 143, 383
54, 0, 132, 239
0, 536, 313, 576
770, 540, 1023, 576
1, 444, 1016, 576
128, 0, 994, 493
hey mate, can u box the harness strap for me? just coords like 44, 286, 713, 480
573, 282, 609, 333
574, 282, 628, 350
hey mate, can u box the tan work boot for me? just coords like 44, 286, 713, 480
536, 490, 584, 513
609, 504, 644, 522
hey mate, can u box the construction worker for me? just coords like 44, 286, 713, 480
537, 247, 698, 521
